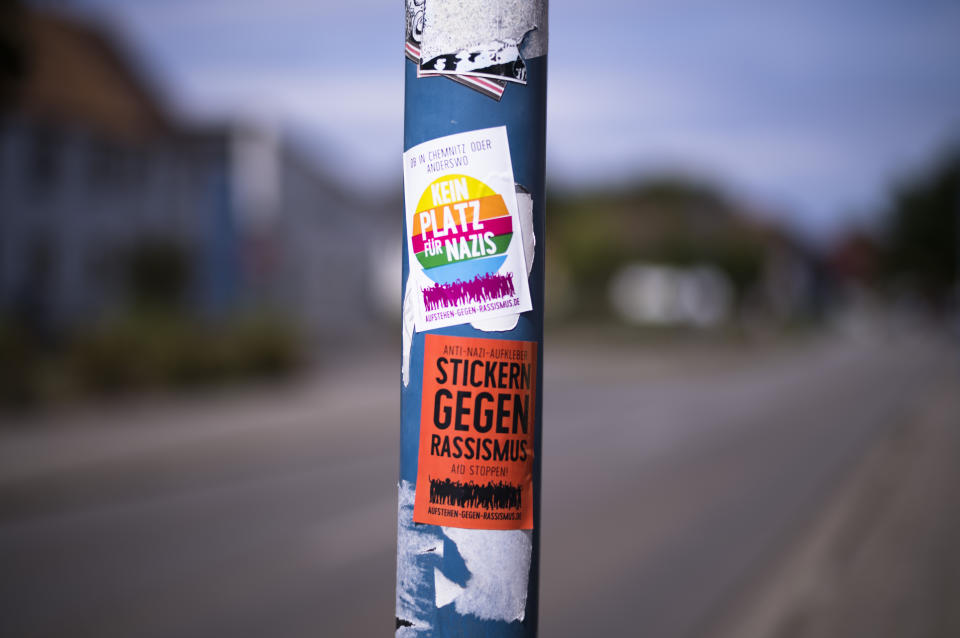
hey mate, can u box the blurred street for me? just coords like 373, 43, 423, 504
1, 331, 956, 638
2, 3, 958, 637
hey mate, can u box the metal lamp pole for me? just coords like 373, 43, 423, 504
396, 2, 548, 637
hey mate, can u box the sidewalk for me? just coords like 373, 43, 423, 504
713, 374, 960, 638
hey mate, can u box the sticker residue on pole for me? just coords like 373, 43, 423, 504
419, 0, 545, 84
405, 0, 508, 100
403, 126, 532, 331
396, 480, 441, 634
471, 185, 535, 333
436, 526, 532, 621
397, 480, 533, 627
413, 334, 537, 530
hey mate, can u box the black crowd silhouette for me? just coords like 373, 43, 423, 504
423, 273, 515, 311
429, 477, 522, 510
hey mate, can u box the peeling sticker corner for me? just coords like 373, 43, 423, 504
434, 567, 461, 608
470, 313, 520, 332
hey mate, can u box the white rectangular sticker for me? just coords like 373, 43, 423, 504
403, 126, 532, 331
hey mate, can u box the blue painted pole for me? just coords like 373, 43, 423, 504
396, 2, 547, 636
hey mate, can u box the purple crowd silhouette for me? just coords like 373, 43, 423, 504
423, 273, 515, 311
428, 477, 522, 511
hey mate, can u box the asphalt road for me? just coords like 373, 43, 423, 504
0, 332, 954, 638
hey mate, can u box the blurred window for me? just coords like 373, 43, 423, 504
87, 141, 123, 190
29, 129, 59, 196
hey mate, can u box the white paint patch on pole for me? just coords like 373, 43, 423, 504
396, 481, 440, 633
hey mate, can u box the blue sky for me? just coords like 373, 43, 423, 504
62, 0, 960, 240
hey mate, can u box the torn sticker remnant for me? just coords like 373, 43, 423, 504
439, 526, 533, 622
420, 40, 527, 85
471, 185, 535, 333
420, 0, 544, 84
405, 2, 507, 101
396, 480, 441, 634
408, 39, 507, 101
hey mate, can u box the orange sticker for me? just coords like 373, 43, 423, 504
413, 334, 537, 530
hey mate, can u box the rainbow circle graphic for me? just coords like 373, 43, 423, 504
412, 174, 513, 285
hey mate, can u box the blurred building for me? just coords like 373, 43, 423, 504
0, 7, 381, 344
608, 263, 733, 327
550, 178, 823, 326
